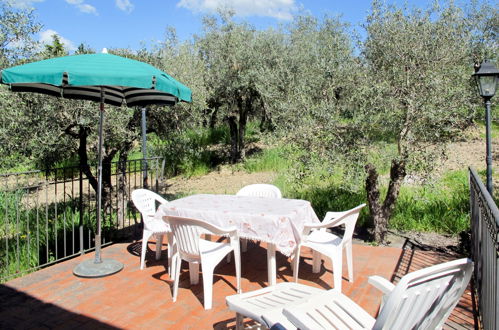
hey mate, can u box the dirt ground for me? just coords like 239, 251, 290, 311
162, 129, 491, 255
163, 168, 277, 196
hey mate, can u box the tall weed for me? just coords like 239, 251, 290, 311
243, 147, 292, 173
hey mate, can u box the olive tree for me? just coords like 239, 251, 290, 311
279, 1, 488, 243
0, 1, 42, 169
358, 0, 479, 242
267, 15, 360, 188
155, 27, 208, 118
1, 41, 170, 221
197, 11, 266, 162
466, 0, 498, 63
0, 0, 41, 68
280, 15, 356, 122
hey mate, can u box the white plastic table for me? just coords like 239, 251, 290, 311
156, 194, 320, 286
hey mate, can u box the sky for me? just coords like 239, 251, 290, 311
7, 0, 440, 53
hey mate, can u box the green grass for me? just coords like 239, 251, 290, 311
0, 152, 34, 173
288, 183, 368, 225
476, 120, 499, 139
243, 121, 262, 144
0, 189, 116, 282
183, 121, 261, 149
243, 147, 292, 173
366, 142, 398, 175
389, 170, 469, 233
150, 121, 267, 178
179, 151, 212, 177
122, 150, 143, 161
184, 125, 230, 146
270, 150, 470, 234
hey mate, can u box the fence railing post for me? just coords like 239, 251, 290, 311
0, 156, 164, 282
469, 167, 499, 330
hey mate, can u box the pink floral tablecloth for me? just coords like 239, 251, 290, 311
156, 194, 320, 257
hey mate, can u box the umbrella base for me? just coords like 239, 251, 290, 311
73, 258, 124, 278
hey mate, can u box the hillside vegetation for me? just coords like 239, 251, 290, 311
0, 0, 497, 243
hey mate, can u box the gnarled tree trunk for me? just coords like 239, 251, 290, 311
226, 115, 239, 163
238, 100, 248, 161
365, 158, 406, 243
68, 124, 117, 225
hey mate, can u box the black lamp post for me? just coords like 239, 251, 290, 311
473, 60, 499, 194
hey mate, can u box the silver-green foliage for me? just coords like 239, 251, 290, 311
361, 0, 477, 161
342, 1, 488, 241
0, 1, 41, 69
196, 11, 261, 160
0, 0, 497, 241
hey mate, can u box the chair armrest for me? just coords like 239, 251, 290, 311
322, 211, 349, 228
155, 195, 169, 205
324, 211, 344, 219
301, 208, 363, 231
322, 204, 366, 228
199, 221, 238, 237
142, 214, 158, 222
301, 211, 351, 231
302, 222, 329, 230
368, 275, 395, 295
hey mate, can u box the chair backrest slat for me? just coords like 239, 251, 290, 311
131, 189, 168, 225
169, 220, 202, 260
165, 216, 234, 262
374, 258, 473, 330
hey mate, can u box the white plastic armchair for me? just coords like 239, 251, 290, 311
226, 258, 473, 330
292, 203, 366, 292
165, 215, 241, 310
131, 189, 173, 274
282, 258, 473, 330
236, 184, 282, 253
236, 183, 282, 199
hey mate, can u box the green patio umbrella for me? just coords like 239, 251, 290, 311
0, 52, 191, 277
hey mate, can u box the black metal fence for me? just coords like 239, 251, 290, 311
469, 167, 499, 330
0, 157, 164, 282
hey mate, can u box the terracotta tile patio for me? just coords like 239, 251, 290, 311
0, 239, 475, 329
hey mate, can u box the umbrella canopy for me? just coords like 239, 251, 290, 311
0, 52, 191, 278
0, 53, 192, 106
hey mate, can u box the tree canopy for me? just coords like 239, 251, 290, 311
0, 0, 497, 242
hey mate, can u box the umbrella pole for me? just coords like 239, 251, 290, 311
73, 88, 123, 277
94, 97, 105, 263
141, 107, 148, 189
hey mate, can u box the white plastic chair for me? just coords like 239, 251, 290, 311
236, 184, 282, 252
226, 258, 473, 330
165, 215, 241, 310
283, 258, 473, 330
292, 203, 366, 292
131, 189, 173, 274
236, 183, 283, 199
